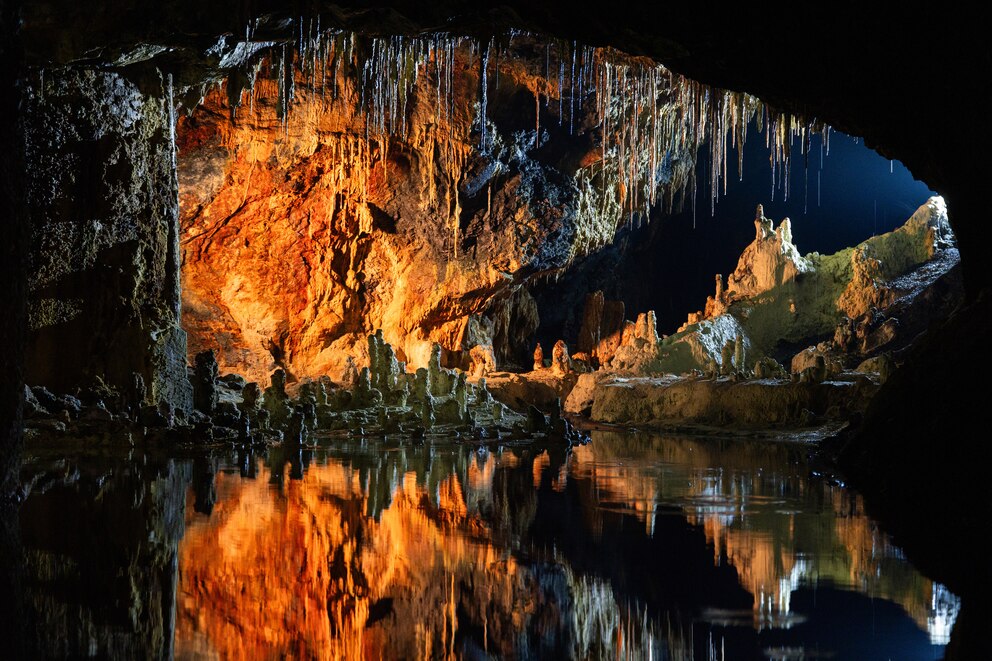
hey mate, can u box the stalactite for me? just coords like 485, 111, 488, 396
209, 25, 821, 267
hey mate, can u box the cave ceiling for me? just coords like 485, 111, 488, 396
16, 3, 990, 296
20, 1, 981, 187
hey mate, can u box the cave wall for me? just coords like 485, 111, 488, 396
22, 67, 192, 411
176, 36, 702, 383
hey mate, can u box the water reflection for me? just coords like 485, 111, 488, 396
169, 431, 956, 659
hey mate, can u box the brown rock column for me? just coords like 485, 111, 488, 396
22, 67, 191, 411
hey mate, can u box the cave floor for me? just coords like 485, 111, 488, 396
13, 430, 956, 659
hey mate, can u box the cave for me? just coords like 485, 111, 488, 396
1, 4, 988, 659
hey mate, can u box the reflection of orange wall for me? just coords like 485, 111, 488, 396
176, 440, 943, 656
175, 460, 527, 660
177, 463, 362, 659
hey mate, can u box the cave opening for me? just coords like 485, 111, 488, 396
4, 8, 986, 660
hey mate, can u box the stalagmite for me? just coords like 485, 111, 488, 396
469, 344, 496, 378
193, 350, 219, 414
263, 369, 291, 428
551, 340, 571, 376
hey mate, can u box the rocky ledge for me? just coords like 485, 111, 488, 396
587, 374, 877, 429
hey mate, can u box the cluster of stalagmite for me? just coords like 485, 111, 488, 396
22, 328, 598, 447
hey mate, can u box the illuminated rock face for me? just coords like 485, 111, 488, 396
176, 35, 776, 384
654, 197, 955, 375
179, 40, 580, 383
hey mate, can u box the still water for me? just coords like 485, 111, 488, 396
17, 431, 957, 659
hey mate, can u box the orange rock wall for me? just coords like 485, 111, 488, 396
179, 41, 559, 384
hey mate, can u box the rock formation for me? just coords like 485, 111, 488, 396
192, 350, 219, 414
551, 340, 572, 376
658, 197, 955, 378
4, 10, 987, 652
174, 34, 739, 386
19, 328, 596, 449
22, 68, 192, 412
532, 343, 544, 371
468, 344, 496, 378
724, 207, 810, 300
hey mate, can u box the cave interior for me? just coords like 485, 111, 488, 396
0, 3, 989, 659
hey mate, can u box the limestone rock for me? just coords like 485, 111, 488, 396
469, 344, 496, 378
654, 314, 751, 376
590, 375, 878, 428
482, 371, 578, 412
263, 369, 290, 427
23, 385, 49, 419
856, 354, 895, 384
550, 340, 572, 376
660, 198, 955, 383
426, 344, 448, 397
861, 317, 900, 354
726, 211, 810, 300
532, 343, 544, 371
24, 67, 191, 412
576, 291, 604, 357
606, 311, 663, 372
753, 357, 787, 380
563, 371, 614, 415
177, 39, 626, 386
837, 245, 891, 319
341, 357, 359, 388
193, 350, 219, 414
798, 355, 829, 384
790, 345, 843, 376
241, 383, 261, 412
833, 316, 856, 352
